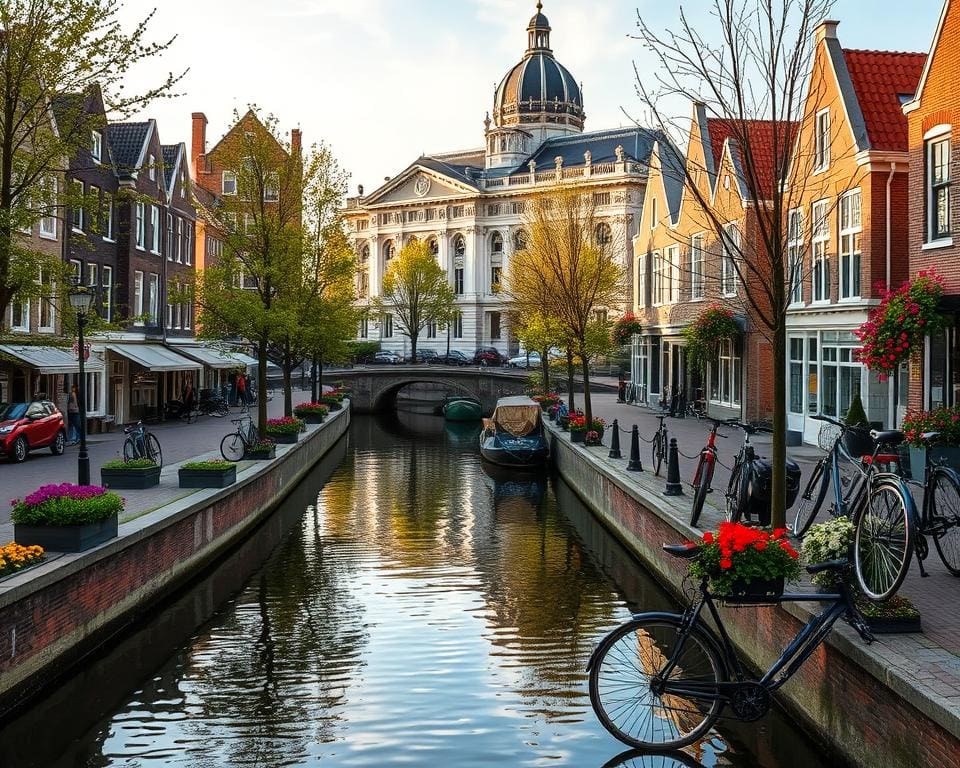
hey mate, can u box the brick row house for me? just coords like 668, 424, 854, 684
904, 0, 960, 412
632, 104, 785, 422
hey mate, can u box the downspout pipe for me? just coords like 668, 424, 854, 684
886, 162, 896, 290
886, 162, 896, 430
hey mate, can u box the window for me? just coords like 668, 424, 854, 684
72, 180, 84, 230
264, 172, 279, 202
185, 225, 192, 266
839, 190, 862, 299
666, 245, 680, 303
86, 263, 97, 288
103, 194, 114, 241
38, 268, 54, 332
147, 153, 156, 182
593, 191, 611, 206
812, 199, 830, 302
150, 205, 160, 253
595, 222, 612, 246
453, 235, 466, 258
453, 311, 463, 339
637, 253, 647, 308
176, 219, 183, 263
359, 318, 368, 339
821, 337, 862, 418
180, 171, 186, 199
11, 300, 29, 332
382, 313, 393, 338
490, 311, 501, 340
135, 202, 145, 249
710, 339, 742, 407
134, 270, 144, 325
91, 130, 102, 163
222, 171, 237, 196
383, 240, 394, 263
427, 239, 438, 257
174, 299, 181, 329
814, 109, 830, 171
148, 273, 159, 325
452, 205, 465, 218
513, 229, 527, 251
454, 268, 464, 295
183, 299, 192, 330
650, 197, 658, 229
427, 320, 437, 339
928, 134, 952, 241
491, 266, 501, 293
789, 338, 805, 414
88, 186, 100, 231
40, 177, 57, 238
788, 209, 803, 304
652, 251, 664, 305
166, 299, 172, 329
690, 234, 705, 300
102, 266, 113, 322
721, 224, 739, 297
491, 231, 503, 254
70, 259, 81, 280
487, 203, 501, 216
512, 201, 525, 215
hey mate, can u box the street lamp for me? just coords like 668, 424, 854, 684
68, 278, 93, 486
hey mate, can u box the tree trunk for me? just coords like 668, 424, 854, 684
257, 336, 268, 435
283, 363, 293, 417
311, 355, 319, 402
541, 347, 550, 393
581, 354, 592, 428
409, 330, 418, 363
770, 322, 788, 530
566, 350, 576, 413
317, 355, 324, 394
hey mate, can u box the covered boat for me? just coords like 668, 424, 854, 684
479, 396, 550, 468
442, 395, 482, 421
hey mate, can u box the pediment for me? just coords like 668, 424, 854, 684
365, 166, 475, 207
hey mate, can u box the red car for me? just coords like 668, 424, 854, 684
0, 400, 67, 462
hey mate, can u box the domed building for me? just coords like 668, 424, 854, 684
345, 3, 680, 359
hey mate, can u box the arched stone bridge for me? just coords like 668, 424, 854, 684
330, 366, 530, 413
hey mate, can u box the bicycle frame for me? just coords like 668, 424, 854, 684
692, 422, 724, 485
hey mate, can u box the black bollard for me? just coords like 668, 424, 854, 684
608, 419, 622, 459
627, 425, 643, 472
664, 438, 684, 496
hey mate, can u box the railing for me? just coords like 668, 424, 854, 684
485, 178, 506, 187
593, 163, 616, 174
562, 167, 584, 178
535, 171, 555, 183
509, 175, 529, 186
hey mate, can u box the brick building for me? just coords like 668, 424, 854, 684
904, 0, 960, 412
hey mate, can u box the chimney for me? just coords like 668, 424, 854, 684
291, 127, 302, 158
191, 112, 207, 177
814, 19, 839, 43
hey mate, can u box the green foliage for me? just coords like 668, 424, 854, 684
800, 516, 854, 588
181, 460, 234, 471
346, 340, 380, 362
688, 523, 801, 596
684, 304, 740, 372
612, 313, 643, 346
901, 406, 960, 447
102, 458, 156, 469
12, 491, 124, 526
857, 594, 920, 620
265, 417, 304, 435
845, 393, 869, 429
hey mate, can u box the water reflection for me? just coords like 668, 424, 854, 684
2, 413, 836, 767
602, 749, 707, 768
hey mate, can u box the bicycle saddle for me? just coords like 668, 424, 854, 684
662, 543, 700, 559
870, 429, 904, 447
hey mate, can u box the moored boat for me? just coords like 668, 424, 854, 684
479, 396, 550, 468
442, 395, 483, 421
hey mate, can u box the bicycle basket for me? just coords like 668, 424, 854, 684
818, 423, 842, 452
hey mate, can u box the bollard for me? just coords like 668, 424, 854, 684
663, 438, 684, 496
627, 425, 643, 472
608, 419, 622, 459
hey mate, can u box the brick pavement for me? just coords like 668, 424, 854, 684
587, 390, 960, 659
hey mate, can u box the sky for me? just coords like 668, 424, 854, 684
116, 0, 944, 195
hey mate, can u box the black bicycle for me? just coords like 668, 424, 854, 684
122, 421, 162, 466
723, 421, 763, 524
651, 415, 669, 476
588, 545, 873, 750
688, 418, 729, 528
220, 417, 259, 461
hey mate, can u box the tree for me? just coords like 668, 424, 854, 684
0, 0, 183, 325
632, 0, 837, 528
506, 188, 622, 427
512, 310, 565, 392
375, 240, 455, 362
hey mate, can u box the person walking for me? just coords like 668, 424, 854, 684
236, 372, 247, 407
67, 384, 81, 445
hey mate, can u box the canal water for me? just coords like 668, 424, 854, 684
2, 412, 838, 768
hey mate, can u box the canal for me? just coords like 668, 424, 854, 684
2, 411, 838, 767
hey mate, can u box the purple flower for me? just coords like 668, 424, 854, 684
21, 483, 107, 507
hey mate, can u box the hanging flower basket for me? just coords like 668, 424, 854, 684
683, 304, 739, 372
612, 313, 643, 346
855, 270, 945, 380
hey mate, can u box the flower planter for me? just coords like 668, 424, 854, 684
297, 413, 326, 425
908, 446, 960, 480
178, 465, 237, 489
322, 400, 342, 412
101, 465, 161, 490
570, 430, 585, 444
865, 614, 923, 634
15, 514, 118, 553
721, 576, 785, 604
266, 432, 299, 444
245, 446, 277, 460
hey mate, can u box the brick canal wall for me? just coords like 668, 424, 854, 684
0, 405, 350, 717
549, 426, 960, 768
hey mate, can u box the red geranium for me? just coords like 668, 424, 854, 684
688, 522, 801, 596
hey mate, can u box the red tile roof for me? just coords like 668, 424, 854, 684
843, 49, 926, 151
706, 118, 797, 198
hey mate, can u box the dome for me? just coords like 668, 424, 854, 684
492, 3, 584, 132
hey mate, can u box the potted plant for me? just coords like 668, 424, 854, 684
901, 406, 960, 478
101, 458, 161, 489
684, 304, 740, 373
688, 522, 801, 601
0, 541, 45, 579
11, 483, 123, 552
293, 402, 329, 424
245, 438, 277, 460
320, 393, 344, 411
179, 459, 237, 489
584, 429, 602, 447
612, 312, 644, 347
265, 417, 304, 444
843, 392, 874, 458
547, 404, 559, 422
591, 417, 606, 442
569, 414, 587, 443
857, 595, 922, 634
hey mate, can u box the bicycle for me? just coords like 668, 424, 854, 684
587, 544, 873, 750
651, 415, 669, 477
688, 418, 729, 528
220, 416, 259, 461
122, 421, 162, 467
723, 421, 764, 524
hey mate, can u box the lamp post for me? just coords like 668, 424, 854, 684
68, 279, 93, 486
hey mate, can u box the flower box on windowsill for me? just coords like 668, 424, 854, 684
15, 514, 118, 553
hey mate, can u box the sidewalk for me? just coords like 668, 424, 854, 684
0, 388, 311, 529
587, 390, 960, 657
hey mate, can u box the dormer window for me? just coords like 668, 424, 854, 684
222, 171, 237, 196
91, 131, 101, 163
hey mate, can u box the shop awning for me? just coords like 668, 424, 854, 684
0, 344, 104, 374
169, 345, 248, 370
106, 344, 201, 372
230, 352, 280, 373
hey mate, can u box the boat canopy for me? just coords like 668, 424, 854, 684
492, 396, 541, 437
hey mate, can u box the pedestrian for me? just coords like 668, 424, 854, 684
228, 371, 237, 406
236, 371, 247, 406
67, 384, 81, 445
182, 376, 196, 413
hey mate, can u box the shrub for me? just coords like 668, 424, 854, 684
11, 484, 124, 526
102, 458, 157, 470
293, 402, 330, 417
801, 516, 854, 588
688, 522, 801, 596
181, 460, 234, 471
901, 406, 960, 447
265, 417, 305, 436
612, 312, 643, 346
0, 541, 44, 577
245, 439, 276, 456
845, 392, 869, 429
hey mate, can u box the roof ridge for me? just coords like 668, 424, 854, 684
843, 47, 926, 57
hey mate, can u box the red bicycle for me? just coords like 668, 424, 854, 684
689, 418, 729, 528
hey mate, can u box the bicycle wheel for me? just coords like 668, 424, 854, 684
145, 434, 163, 467
652, 433, 664, 476
791, 457, 830, 537
930, 469, 960, 575
247, 423, 259, 444
212, 401, 229, 417
725, 461, 748, 524
122, 437, 138, 461
221, 433, 245, 461
690, 454, 714, 529
589, 615, 725, 750
854, 480, 914, 601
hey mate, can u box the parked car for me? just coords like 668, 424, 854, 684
0, 400, 67, 462
437, 350, 472, 366
508, 352, 542, 369
415, 349, 439, 363
371, 351, 403, 365
472, 347, 506, 366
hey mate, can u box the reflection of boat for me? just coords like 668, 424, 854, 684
481, 460, 548, 503
444, 420, 481, 448
441, 395, 482, 421
479, 396, 549, 468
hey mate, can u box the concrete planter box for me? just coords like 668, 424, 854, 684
178, 465, 237, 489
321, 400, 342, 412
266, 432, 299, 445
15, 514, 118, 553
244, 446, 276, 460
101, 465, 161, 490
296, 412, 326, 424
570, 430, 585, 443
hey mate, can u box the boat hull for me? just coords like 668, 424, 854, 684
443, 399, 483, 421
479, 433, 550, 468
